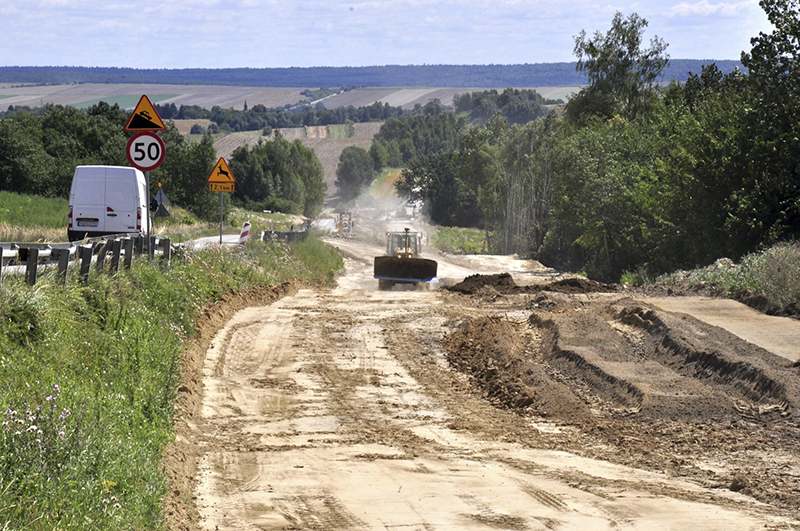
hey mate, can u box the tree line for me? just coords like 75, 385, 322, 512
0, 61, 741, 88
154, 100, 407, 133
0, 102, 327, 221
335, 89, 558, 204
392, 4, 800, 282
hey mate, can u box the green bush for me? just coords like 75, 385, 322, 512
658, 242, 800, 313
431, 226, 489, 254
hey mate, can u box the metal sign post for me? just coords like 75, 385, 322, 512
125, 96, 166, 258
207, 157, 236, 246
146, 171, 151, 256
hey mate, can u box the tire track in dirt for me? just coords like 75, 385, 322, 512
182, 246, 796, 530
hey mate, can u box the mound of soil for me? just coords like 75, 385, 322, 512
445, 316, 595, 424
540, 277, 616, 294
445, 298, 800, 425
447, 273, 520, 295
443, 297, 800, 512
447, 272, 615, 296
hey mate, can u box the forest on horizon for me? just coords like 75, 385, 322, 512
0, 60, 742, 88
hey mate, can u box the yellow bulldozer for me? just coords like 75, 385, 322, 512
374, 228, 438, 290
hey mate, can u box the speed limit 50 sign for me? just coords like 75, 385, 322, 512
126, 132, 165, 171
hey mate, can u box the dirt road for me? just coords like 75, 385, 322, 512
181, 238, 800, 530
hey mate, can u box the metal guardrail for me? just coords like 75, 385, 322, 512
261, 229, 309, 243
0, 234, 177, 286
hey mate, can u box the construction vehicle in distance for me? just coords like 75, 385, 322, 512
374, 228, 438, 290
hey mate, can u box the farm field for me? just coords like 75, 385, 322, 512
0, 83, 579, 111
211, 122, 383, 192
0, 84, 312, 110
323, 86, 579, 108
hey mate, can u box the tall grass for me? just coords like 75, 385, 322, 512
0, 191, 69, 242
0, 236, 342, 529
430, 226, 490, 255
658, 242, 800, 313
0, 191, 68, 229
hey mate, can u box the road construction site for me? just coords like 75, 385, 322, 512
167, 215, 800, 531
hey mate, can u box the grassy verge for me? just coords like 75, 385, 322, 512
0, 191, 68, 242
153, 206, 302, 243
0, 192, 302, 244
430, 226, 490, 255
654, 242, 800, 315
0, 236, 342, 529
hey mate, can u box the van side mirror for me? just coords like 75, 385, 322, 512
150, 198, 158, 212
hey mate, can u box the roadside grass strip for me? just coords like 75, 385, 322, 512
0, 236, 342, 529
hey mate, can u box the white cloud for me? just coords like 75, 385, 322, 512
96, 19, 131, 29
667, 0, 751, 17
0, 0, 768, 68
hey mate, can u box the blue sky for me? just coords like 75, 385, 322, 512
1, 0, 772, 68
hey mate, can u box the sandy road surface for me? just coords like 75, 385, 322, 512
643, 297, 800, 363
185, 238, 800, 531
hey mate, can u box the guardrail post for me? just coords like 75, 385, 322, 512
134, 235, 144, 256
110, 239, 122, 273
79, 246, 92, 283
123, 238, 134, 270
149, 236, 157, 260
24, 248, 39, 285
160, 238, 171, 264
95, 241, 108, 271
55, 249, 70, 283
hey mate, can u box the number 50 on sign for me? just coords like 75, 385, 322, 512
126, 132, 165, 172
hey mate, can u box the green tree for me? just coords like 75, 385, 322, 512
292, 140, 326, 217
567, 12, 669, 123
0, 117, 54, 195
398, 151, 482, 227
335, 146, 375, 202
228, 132, 325, 216
154, 126, 219, 221
454, 114, 507, 236
739, 0, 800, 244
542, 115, 659, 281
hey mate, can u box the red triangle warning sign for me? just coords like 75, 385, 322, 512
125, 95, 166, 131
208, 158, 235, 183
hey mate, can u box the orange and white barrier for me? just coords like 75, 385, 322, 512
239, 222, 251, 246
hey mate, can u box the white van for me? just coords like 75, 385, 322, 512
68, 166, 150, 242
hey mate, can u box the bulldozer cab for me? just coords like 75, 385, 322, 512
387, 229, 421, 259
375, 228, 437, 289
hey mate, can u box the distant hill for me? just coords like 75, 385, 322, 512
0, 61, 742, 88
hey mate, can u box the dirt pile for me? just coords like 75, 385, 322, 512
443, 295, 800, 512
447, 272, 615, 295
447, 298, 799, 424
445, 316, 594, 423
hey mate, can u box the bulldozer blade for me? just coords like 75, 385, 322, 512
374, 256, 438, 283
